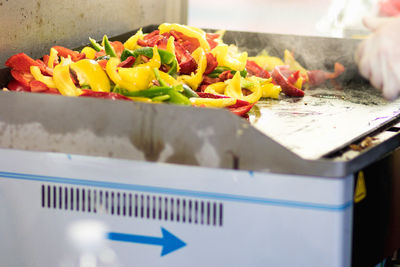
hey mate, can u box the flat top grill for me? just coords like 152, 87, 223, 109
0, 26, 399, 177
221, 29, 400, 160
251, 87, 400, 160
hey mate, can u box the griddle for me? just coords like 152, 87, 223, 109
0, 25, 399, 177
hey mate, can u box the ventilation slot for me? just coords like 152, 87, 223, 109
41, 184, 224, 227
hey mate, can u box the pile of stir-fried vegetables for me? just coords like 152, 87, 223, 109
3, 23, 345, 117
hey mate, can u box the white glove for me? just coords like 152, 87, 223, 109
355, 16, 400, 100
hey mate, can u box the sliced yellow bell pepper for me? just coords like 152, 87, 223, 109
105, 59, 136, 91
53, 64, 82, 96
284, 49, 308, 82
118, 66, 154, 91
159, 23, 210, 51
212, 44, 247, 71
259, 78, 281, 99
190, 97, 236, 108
178, 47, 207, 90
128, 97, 152, 103
248, 50, 284, 72
30, 66, 56, 88
159, 71, 179, 86
224, 71, 242, 99
294, 77, 304, 89
80, 47, 96, 60
224, 72, 262, 103
48, 48, 58, 69
204, 82, 226, 95
242, 76, 263, 103
166, 36, 175, 55
124, 28, 144, 50
106, 58, 151, 92
70, 59, 110, 92
59, 56, 73, 66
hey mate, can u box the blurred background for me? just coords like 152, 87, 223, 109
188, 0, 384, 37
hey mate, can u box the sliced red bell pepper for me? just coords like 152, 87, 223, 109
218, 70, 234, 81
156, 36, 169, 50
197, 92, 251, 109
201, 76, 221, 86
174, 42, 197, 74
206, 33, 220, 50
7, 79, 31, 92
30, 80, 49, 93
246, 60, 270, 78
118, 56, 136, 68
5, 53, 42, 73
111, 41, 125, 57
137, 34, 165, 47
287, 70, 300, 85
35, 59, 54, 76
79, 89, 132, 101
10, 69, 34, 87
144, 30, 160, 40
308, 62, 345, 86
97, 59, 108, 70
52, 46, 85, 62
228, 103, 255, 116
198, 92, 255, 116
95, 50, 107, 59
44, 87, 61, 94
204, 52, 218, 75
272, 67, 304, 97
169, 30, 200, 53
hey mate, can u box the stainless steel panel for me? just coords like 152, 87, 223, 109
0, 0, 187, 66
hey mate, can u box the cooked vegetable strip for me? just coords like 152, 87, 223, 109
80, 47, 97, 60
71, 59, 110, 92
30, 66, 56, 88
178, 47, 207, 90
89, 37, 103, 52
124, 28, 144, 50
212, 44, 247, 71
159, 23, 210, 51
103, 35, 117, 57
190, 97, 236, 108
47, 48, 59, 69
106, 57, 149, 91
224, 72, 262, 103
284, 49, 308, 82
53, 64, 82, 96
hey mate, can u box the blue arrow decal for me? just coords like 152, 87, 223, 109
107, 227, 186, 256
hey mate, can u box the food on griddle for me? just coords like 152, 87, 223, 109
349, 137, 378, 151
3, 23, 344, 117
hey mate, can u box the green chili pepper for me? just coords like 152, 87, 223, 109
102, 35, 117, 57
122, 86, 191, 105
121, 47, 178, 76
172, 84, 184, 93
152, 95, 170, 102
89, 37, 102, 52
153, 68, 169, 87
95, 55, 110, 61
123, 87, 172, 98
208, 66, 247, 78
181, 84, 199, 98
167, 89, 191, 105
